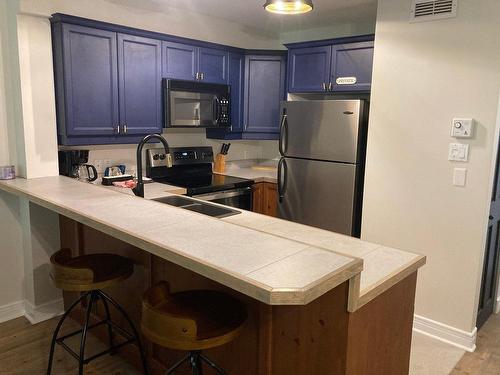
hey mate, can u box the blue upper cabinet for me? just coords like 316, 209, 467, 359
244, 54, 286, 134
288, 46, 331, 93
162, 43, 228, 84
60, 24, 119, 137
330, 41, 374, 92
206, 51, 286, 140
286, 35, 374, 93
162, 41, 197, 81
118, 34, 162, 135
228, 53, 245, 133
198, 47, 228, 84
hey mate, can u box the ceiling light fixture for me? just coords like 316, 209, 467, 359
264, 0, 314, 15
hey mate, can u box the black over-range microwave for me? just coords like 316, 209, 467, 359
163, 79, 231, 128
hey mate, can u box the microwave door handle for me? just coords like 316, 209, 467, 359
212, 97, 221, 125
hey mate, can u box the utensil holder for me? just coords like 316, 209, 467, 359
214, 154, 226, 174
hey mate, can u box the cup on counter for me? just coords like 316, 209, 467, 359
0, 165, 15, 180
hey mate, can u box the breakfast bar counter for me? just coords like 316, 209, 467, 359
0, 176, 425, 375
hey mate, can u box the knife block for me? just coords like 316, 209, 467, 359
214, 153, 226, 174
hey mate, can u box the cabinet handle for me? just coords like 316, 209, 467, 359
322, 82, 327, 91
116, 125, 121, 134
328, 82, 333, 91
123, 124, 127, 134
200, 72, 205, 80
195, 72, 199, 80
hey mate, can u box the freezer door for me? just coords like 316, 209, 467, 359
277, 157, 358, 235
279, 100, 364, 163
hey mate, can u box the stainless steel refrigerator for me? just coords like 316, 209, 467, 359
277, 100, 369, 237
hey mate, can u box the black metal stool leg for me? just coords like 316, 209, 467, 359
100, 291, 150, 375
200, 353, 227, 375
190, 351, 203, 375
97, 292, 115, 354
47, 291, 91, 375
79, 291, 96, 375
165, 354, 190, 375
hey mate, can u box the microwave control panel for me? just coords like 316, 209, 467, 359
219, 98, 230, 125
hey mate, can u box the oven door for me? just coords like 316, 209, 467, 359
194, 187, 253, 210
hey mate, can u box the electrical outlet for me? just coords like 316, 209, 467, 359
243, 151, 250, 159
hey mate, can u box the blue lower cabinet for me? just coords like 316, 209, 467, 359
207, 52, 286, 140
330, 41, 374, 92
118, 33, 162, 135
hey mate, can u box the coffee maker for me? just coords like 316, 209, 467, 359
58, 150, 97, 182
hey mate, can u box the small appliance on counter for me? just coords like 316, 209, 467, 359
101, 164, 134, 186
58, 150, 98, 182
146, 146, 253, 210
0, 165, 15, 180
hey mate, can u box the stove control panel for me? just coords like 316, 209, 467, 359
147, 147, 214, 168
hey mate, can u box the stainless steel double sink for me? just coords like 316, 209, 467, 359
152, 195, 241, 218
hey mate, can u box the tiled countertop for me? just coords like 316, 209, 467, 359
0, 176, 425, 310
0, 176, 362, 306
216, 159, 278, 183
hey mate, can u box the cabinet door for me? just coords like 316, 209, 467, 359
263, 183, 278, 217
228, 53, 244, 132
244, 55, 286, 134
198, 47, 228, 84
62, 24, 119, 136
162, 41, 197, 81
288, 46, 331, 93
330, 41, 374, 92
118, 34, 162, 135
252, 183, 264, 213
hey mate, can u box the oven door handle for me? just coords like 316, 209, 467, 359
194, 187, 252, 201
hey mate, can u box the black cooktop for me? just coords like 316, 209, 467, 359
154, 173, 253, 196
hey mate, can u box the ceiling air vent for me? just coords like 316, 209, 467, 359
410, 0, 457, 22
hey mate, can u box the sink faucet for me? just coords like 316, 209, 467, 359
133, 134, 172, 198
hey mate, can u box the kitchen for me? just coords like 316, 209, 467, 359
0, 0, 499, 374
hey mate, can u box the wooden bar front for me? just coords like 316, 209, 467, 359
59, 216, 417, 375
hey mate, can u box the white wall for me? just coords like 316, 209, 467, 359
280, 21, 375, 45
19, 0, 280, 50
362, 0, 500, 333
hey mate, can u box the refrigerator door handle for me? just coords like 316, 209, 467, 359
277, 157, 288, 203
279, 113, 288, 156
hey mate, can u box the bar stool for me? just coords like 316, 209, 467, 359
141, 281, 247, 374
47, 248, 149, 375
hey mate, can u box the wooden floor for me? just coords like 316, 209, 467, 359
0, 316, 139, 374
451, 313, 500, 375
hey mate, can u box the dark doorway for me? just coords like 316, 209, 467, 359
477, 136, 500, 329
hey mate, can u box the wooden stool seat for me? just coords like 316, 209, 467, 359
142, 282, 247, 352
50, 248, 133, 292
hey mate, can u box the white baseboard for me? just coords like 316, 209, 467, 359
24, 298, 64, 325
495, 296, 500, 314
413, 314, 477, 352
0, 300, 25, 323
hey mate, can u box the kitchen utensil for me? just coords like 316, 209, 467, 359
213, 153, 226, 173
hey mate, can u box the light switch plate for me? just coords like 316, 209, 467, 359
451, 118, 474, 138
453, 168, 467, 186
448, 143, 469, 162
